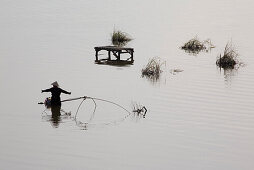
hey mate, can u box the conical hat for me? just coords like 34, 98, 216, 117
51, 81, 59, 87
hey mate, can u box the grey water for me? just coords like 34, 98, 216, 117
1, 0, 254, 169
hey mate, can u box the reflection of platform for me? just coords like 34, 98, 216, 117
94, 46, 134, 64
95, 59, 134, 66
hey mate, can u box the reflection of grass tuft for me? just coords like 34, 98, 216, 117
111, 30, 132, 46
181, 37, 214, 55
141, 57, 165, 81
216, 42, 238, 69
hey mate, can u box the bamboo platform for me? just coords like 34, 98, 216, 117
94, 46, 134, 65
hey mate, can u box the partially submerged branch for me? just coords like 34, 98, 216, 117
132, 102, 147, 118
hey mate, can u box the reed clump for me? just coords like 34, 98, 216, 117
141, 57, 165, 81
216, 42, 238, 69
181, 37, 214, 54
111, 30, 132, 46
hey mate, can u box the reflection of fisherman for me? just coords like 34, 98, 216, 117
50, 105, 61, 127
41, 81, 71, 106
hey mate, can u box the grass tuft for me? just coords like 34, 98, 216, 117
111, 30, 132, 46
216, 42, 238, 69
141, 57, 165, 81
181, 37, 214, 55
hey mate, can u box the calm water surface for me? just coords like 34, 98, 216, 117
1, 0, 254, 169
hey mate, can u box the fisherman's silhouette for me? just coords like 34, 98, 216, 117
42, 81, 71, 106
41, 81, 71, 128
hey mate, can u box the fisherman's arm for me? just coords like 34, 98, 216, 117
41, 88, 51, 93
61, 89, 71, 95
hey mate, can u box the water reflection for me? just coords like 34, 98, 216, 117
141, 72, 160, 83
217, 61, 245, 83
95, 60, 133, 67
217, 67, 238, 84
41, 96, 148, 130
41, 108, 72, 128
41, 105, 130, 130
170, 69, 184, 75
224, 68, 239, 83
74, 112, 132, 130
74, 103, 133, 130
41, 101, 146, 130
182, 48, 213, 56
50, 106, 61, 128
130, 112, 146, 123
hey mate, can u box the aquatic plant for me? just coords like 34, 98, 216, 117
182, 37, 205, 51
141, 57, 165, 81
181, 37, 215, 54
216, 42, 238, 69
111, 30, 132, 46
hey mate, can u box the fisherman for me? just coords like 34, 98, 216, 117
41, 81, 71, 106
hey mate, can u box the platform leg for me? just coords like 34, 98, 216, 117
131, 50, 134, 61
117, 51, 120, 61
95, 50, 99, 61
108, 51, 111, 60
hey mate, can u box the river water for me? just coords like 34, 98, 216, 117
1, 0, 254, 169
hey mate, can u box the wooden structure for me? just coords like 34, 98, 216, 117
94, 46, 134, 64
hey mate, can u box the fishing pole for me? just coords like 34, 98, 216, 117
38, 96, 86, 105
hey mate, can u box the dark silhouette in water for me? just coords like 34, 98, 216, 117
41, 81, 71, 128
50, 105, 61, 128
41, 81, 71, 106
